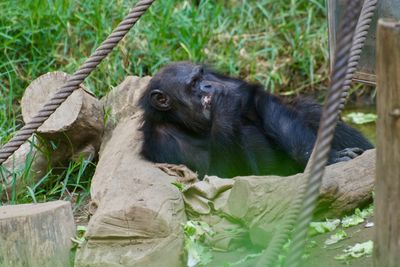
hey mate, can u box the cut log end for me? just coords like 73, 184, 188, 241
22, 72, 83, 132
0, 201, 75, 267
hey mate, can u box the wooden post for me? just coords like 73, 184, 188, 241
375, 19, 400, 267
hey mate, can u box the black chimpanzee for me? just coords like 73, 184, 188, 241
138, 62, 373, 178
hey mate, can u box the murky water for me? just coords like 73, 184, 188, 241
342, 105, 376, 145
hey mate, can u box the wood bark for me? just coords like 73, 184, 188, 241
0, 201, 75, 267
374, 19, 400, 267
75, 76, 187, 267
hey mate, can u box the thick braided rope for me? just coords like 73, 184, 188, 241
283, 0, 365, 266
255, 0, 374, 266
339, 0, 378, 109
0, 0, 155, 165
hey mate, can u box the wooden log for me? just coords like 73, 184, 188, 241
374, 19, 400, 267
183, 149, 375, 247
0, 201, 75, 267
21, 71, 104, 162
1, 136, 48, 199
230, 149, 375, 246
100, 74, 151, 145
1, 72, 104, 196
75, 77, 187, 267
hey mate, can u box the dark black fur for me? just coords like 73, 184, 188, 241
139, 62, 373, 178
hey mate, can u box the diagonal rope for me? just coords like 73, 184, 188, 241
0, 0, 155, 165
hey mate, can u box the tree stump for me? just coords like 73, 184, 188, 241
75, 76, 187, 267
0, 201, 75, 267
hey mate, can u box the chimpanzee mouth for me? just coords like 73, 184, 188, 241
201, 94, 212, 110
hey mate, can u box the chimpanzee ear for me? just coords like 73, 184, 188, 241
150, 89, 171, 111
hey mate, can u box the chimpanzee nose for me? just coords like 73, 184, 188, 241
200, 82, 213, 93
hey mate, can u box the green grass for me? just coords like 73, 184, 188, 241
0, 0, 329, 205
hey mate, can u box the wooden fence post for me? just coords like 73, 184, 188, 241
375, 19, 400, 267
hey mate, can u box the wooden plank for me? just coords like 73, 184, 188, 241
0, 201, 75, 267
375, 19, 400, 267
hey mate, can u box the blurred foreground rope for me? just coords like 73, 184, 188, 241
0, 0, 155, 165
255, 0, 377, 266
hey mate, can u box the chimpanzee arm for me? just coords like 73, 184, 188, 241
141, 124, 209, 176
255, 94, 319, 166
209, 91, 241, 140
208, 90, 246, 177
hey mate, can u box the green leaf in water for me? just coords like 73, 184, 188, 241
341, 205, 373, 228
343, 112, 377, 125
335, 240, 373, 260
325, 229, 348, 246
186, 238, 213, 267
183, 221, 215, 267
309, 219, 341, 236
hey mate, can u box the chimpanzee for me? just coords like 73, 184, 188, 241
138, 62, 373, 178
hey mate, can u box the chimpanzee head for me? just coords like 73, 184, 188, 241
139, 62, 227, 132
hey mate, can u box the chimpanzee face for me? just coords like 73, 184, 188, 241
144, 62, 227, 129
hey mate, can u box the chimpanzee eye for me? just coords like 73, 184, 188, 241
190, 79, 197, 88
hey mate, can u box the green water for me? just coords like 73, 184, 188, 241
342, 106, 376, 145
